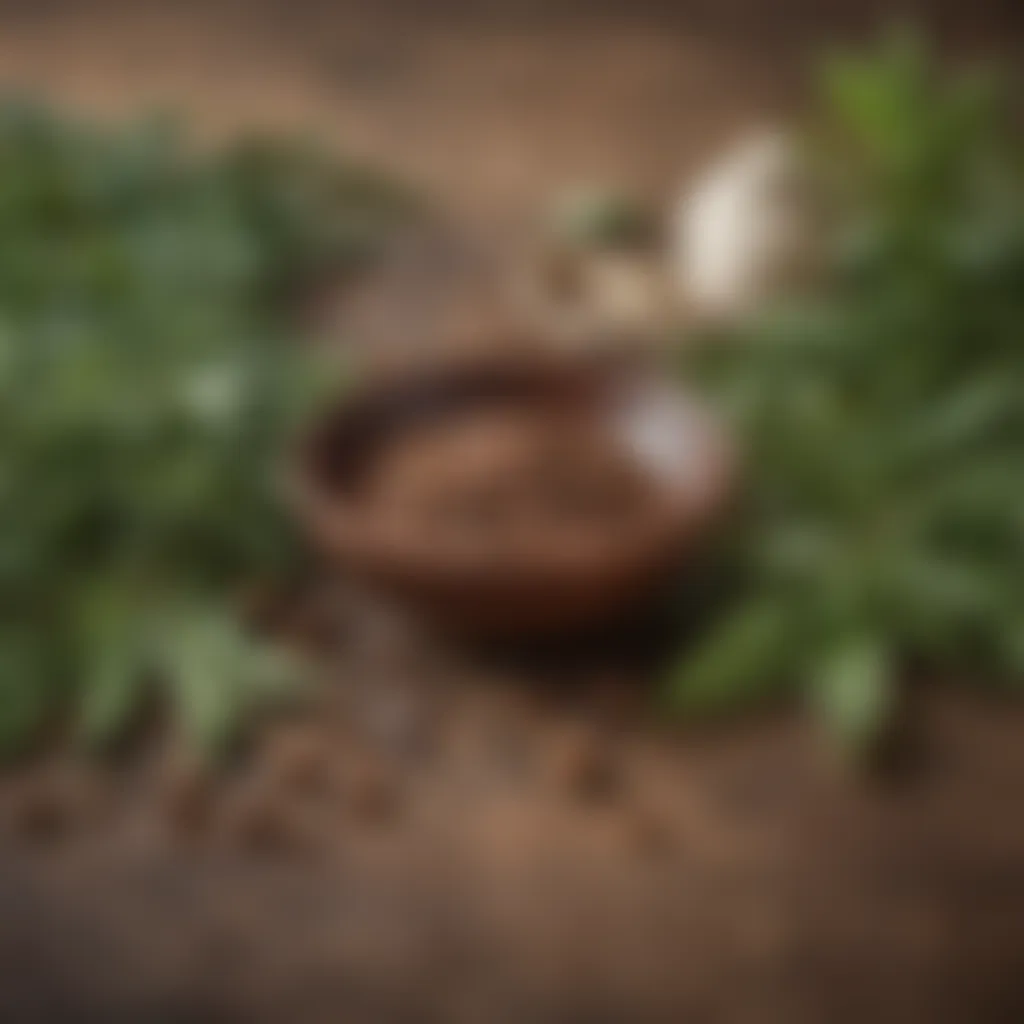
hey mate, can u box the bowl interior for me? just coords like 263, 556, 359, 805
303, 360, 607, 502
302, 360, 727, 514
294, 358, 732, 634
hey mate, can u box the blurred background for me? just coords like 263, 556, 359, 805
2, 2, 1024, 1023
1, 0, 1018, 219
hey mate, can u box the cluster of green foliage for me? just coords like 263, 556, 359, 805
669, 36, 1024, 749
0, 101, 408, 754
549, 187, 656, 251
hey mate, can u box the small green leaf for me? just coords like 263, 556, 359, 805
159, 607, 304, 756
666, 602, 796, 715
0, 636, 52, 757
549, 186, 654, 250
811, 635, 893, 753
78, 643, 149, 749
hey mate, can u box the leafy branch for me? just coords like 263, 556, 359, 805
668, 33, 1024, 750
0, 100, 409, 756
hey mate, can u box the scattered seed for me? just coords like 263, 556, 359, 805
160, 758, 214, 838
343, 754, 402, 823
224, 791, 303, 854
547, 727, 620, 802
9, 780, 73, 842
265, 729, 332, 795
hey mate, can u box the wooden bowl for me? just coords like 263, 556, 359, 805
289, 356, 733, 638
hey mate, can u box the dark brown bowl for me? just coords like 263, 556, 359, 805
289, 356, 733, 638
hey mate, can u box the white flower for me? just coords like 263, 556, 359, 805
673, 128, 821, 320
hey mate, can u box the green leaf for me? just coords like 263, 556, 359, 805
78, 632, 150, 749
810, 635, 893, 753
820, 27, 930, 159
0, 635, 53, 757
666, 601, 797, 715
159, 607, 304, 755
549, 186, 654, 250
72, 587, 150, 747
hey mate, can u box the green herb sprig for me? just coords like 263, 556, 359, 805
668, 34, 1024, 751
0, 100, 408, 755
